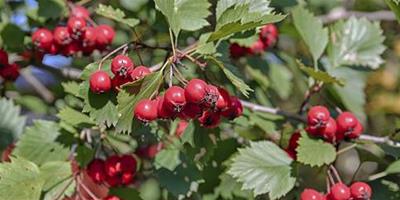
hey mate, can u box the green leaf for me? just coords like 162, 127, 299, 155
80, 61, 119, 127
269, 63, 293, 99
76, 145, 95, 167
245, 66, 269, 91
0, 157, 44, 200
195, 33, 217, 55
1, 24, 25, 52
228, 141, 295, 199
297, 60, 345, 86
384, 160, 400, 174
154, 148, 181, 171
139, 179, 161, 200
57, 106, 95, 128
116, 70, 164, 133
109, 187, 143, 200
13, 120, 69, 166
62, 81, 81, 97
40, 161, 72, 191
216, 0, 273, 20
328, 17, 386, 69
154, 0, 211, 35
15, 95, 48, 114
296, 133, 336, 167
385, 0, 400, 24
292, 6, 328, 63
230, 34, 260, 47
0, 98, 26, 150
96, 4, 139, 28
207, 56, 253, 97
43, 177, 75, 200
37, 0, 66, 19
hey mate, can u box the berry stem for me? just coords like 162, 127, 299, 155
336, 143, 357, 155
77, 175, 101, 200
329, 165, 343, 183
98, 43, 129, 70
133, 29, 144, 65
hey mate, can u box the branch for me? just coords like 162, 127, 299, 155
240, 100, 307, 122
358, 134, 400, 148
319, 8, 396, 24
20, 68, 55, 103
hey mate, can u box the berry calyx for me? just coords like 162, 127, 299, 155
203, 84, 219, 108
32, 28, 54, 51
198, 110, 221, 128
67, 17, 86, 39
347, 122, 363, 139
336, 112, 359, 139
53, 26, 72, 46
307, 106, 330, 127
134, 99, 158, 123
111, 55, 134, 77
221, 96, 243, 120
86, 159, 106, 183
185, 79, 208, 104
300, 189, 324, 200
164, 86, 186, 112
329, 183, 351, 200
89, 70, 112, 94
350, 182, 372, 200
130, 66, 151, 80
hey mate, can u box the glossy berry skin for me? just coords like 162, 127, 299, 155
62, 42, 82, 56
103, 196, 120, 200
96, 25, 115, 47
336, 112, 359, 139
0, 63, 20, 81
111, 55, 134, 77
121, 172, 133, 185
0, 49, 9, 66
248, 40, 265, 54
134, 99, 158, 123
307, 106, 330, 127
164, 86, 186, 112
229, 43, 247, 58
89, 70, 112, 94
300, 189, 324, 200
156, 96, 175, 119
180, 103, 202, 119
203, 85, 220, 108
288, 132, 301, 150
67, 17, 86, 39
136, 143, 164, 158
215, 87, 231, 111
120, 155, 137, 173
350, 182, 372, 200
322, 117, 337, 143
105, 155, 122, 177
329, 183, 351, 200
347, 122, 363, 139
105, 175, 121, 187
71, 6, 90, 19
86, 159, 106, 183
221, 96, 243, 120
185, 79, 208, 104
82, 27, 97, 49
259, 24, 278, 47
130, 66, 151, 80
198, 111, 221, 128
111, 76, 132, 91
53, 26, 71, 46
32, 28, 53, 51
176, 120, 188, 137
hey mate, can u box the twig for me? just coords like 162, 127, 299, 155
358, 134, 400, 148
318, 7, 396, 24
298, 82, 323, 114
133, 29, 144, 65
329, 165, 343, 183
77, 175, 101, 200
240, 100, 307, 122
98, 43, 129, 70
337, 143, 357, 155
20, 69, 55, 103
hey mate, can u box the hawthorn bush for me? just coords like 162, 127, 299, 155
1, 0, 400, 199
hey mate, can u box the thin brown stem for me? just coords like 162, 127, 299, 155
329, 165, 343, 183
98, 43, 129, 70
20, 69, 55, 103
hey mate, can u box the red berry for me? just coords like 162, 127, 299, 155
136, 143, 164, 158
184, 79, 208, 104
329, 183, 351, 200
259, 24, 278, 47
203, 85, 220, 108
307, 106, 330, 127
336, 112, 359, 139
1, 143, 15, 162
347, 122, 363, 139
121, 172, 134, 185
111, 76, 132, 91
300, 189, 324, 200
82, 27, 97, 50
32, 28, 53, 51
156, 96, 175, 119
67, 17, 86, 39
105, 175, 121, 187
87, 159, 106, 183
350, 182, 372, 200
180, 103, 202, 119
48, 43, 59, 55
306, 125, 321, 137
0, 49, 9, 66
104, 195, 121, 200
229, 43, 247, 58
61, 42, 81, 56
134, 99, 158, 123
0, 63, 20, 81
221, 96, 243, 120
176, 120, 188, 137
120, 155, 137, 173
164, 86, 186, 112
96, 25, 115, 47
89, 70, 112, 94
130, 66, 151, 80
322, 117, 337, 143
215, 87, 231, 111
198, 111, 221, 128
111, 55, 134, 77
288, 132, 301, 150
71, 6, 90, 19
54, 26, 72, 46
248, 39, 265, 54
285, 148, 297, 160
104, 155, 122, 177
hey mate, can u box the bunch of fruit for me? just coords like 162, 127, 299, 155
0, 49, 20, 81
31, 5, 115, 57
301, 181, 372, 200
229, 24, 278, 58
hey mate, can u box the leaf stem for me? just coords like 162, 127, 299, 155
336, 143, 357, 155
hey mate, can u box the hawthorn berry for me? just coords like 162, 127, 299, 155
321, 117, 337, 143
1, 143, 15, 162
82, 27, 97, 50
111, 76, 132, 91
32, 28, 54, 51
180, 103, 202, 119
86, 159, 106, 183
307, 106, 330, 127
103, 196, 121, 200
105, 155, 123, 177
164, 86, 186, 112
105, 175, 121, 187
198, 110, 221, 128
350, 182, 372, 200
229, 43, 247, 58
136, 143, 164, 158
300, 189, 324, 200
156, 96, 175, 119
71, 5, 90, 19
48, 43, 59, 55
248, 40, 265, 54
53, 26, 72, 46
215, 87, 231, 111
134, 99, 158, 123
67, 17, 87, 39
111, 55, 134, 77
288, 132, 301, 150
120, 154, 137, 173
203, 84, 220, 108
96, 25, 115, 47
176, 120, 188, 137
89, 70, 112, 94
259, 24, 278, 47
130, 66, 151, 80
329, 183, 351, 200
61, 42, 82, 56
336, 112, 359, 140
185, 79, 208, 104
121, 172, 134, 185
221, 96, 243, 120
0, 49, 9, 66
0, 63, 20, 81
347, 122, 363, 139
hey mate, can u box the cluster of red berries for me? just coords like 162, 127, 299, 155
89, 55, 151, 94
301, 182, 372, 200
306, 106, 363, 143
31, 5, 115, 57
134, 79, 243, 128
86, 154, 137, 187
229, 24, 278, 58
0, 49, 20, 81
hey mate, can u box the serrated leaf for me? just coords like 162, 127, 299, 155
57, 106, 95, 128
207, 56, 253, 97
385, 0, 400, 23
37, 0, 66, 19
76, 145, 95, 167
154, 0, 211, 35
13, 120, 69, 166
228, 141, 295, 199
0, 24, 25, 52
384, 160, 400, 174
297, 60, 345, 86
62, 81, 81, 97
0, 157, 44, 200
154, 148, 181, 171
0, 98, 26, 150
40, 161, 72, 191
216, 0, 273, 20
328, 17, 386, 69
195, 33, 217, 55
296, 133, 336, 167
96, 4, 139, 28
43, 177, 75, 200
116, 70, 164, 133
292, 6, 328, 63
269, 63, 292, 99
245, 65, 269, 91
